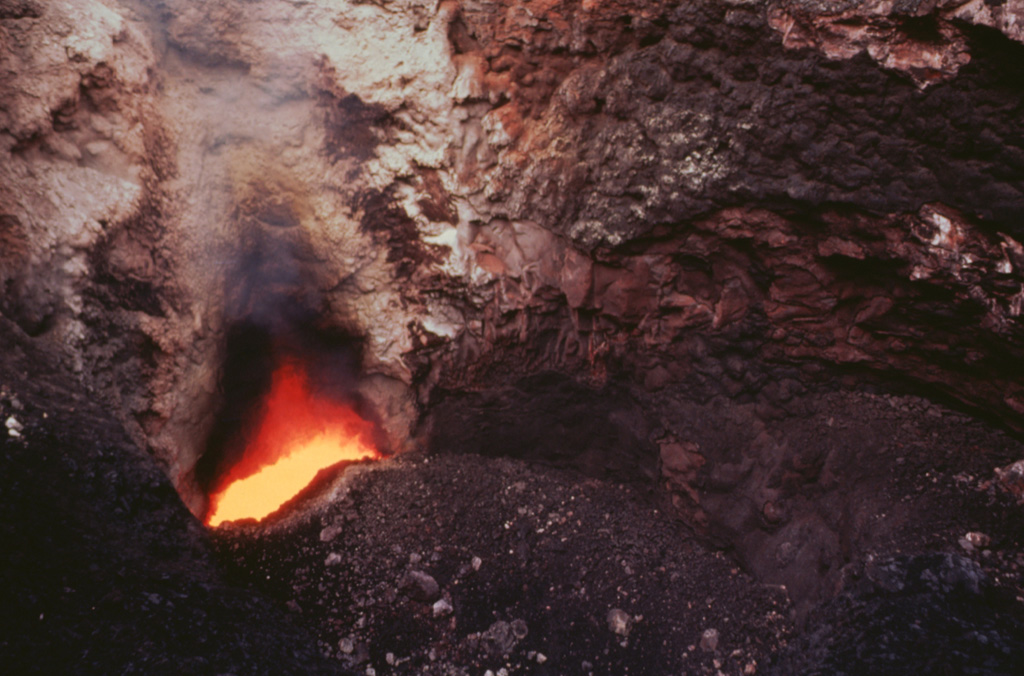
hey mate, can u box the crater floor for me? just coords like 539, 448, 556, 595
213, 453, 790, 676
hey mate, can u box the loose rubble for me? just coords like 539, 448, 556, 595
212, 454, 792, 675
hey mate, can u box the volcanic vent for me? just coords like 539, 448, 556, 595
3, 1, 1024, 675
183, 165, 397, 525
197, 325, 382, 527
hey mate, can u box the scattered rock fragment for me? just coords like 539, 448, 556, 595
320, 523, 343, 542
994, 460, 1024, 503
918, 554, 986, 596
607, 608, 632, 637
479, 620, 519, 657
432, 598, 453, 617
400, 570, 440, 602
700, 628, 720, 652
6, 415, 23, 437
958, 531, 991, 552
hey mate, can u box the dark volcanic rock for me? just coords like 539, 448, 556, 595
400, 570, 441, 603
211, 453, 793, 676
3, 316, 1024, 675
4, 0, 1024, 502
770, 554, 1024, 676
461, 1, 1024, 240
431, 0, 1024, 436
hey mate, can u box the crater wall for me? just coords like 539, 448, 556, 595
2, 0, 1023, 515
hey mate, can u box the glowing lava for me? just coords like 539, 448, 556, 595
206, 363, 378, 527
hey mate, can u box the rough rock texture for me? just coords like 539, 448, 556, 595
212, 454, 792, 676
768, 0, 1024, 86
211, 385, 1024, 674
428, 371, 1024, 617
432, 0, 1024, 432
770, 553, 1024, 675
3, 3, 1024, 671
3, 0, 1024, 508
0, 0, 164, 412
5, 311, 1024, 673
647, 386, 1024, 616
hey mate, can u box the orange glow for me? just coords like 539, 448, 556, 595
206, 363, 378, 527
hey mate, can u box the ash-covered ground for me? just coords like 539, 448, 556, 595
212, 453, 790, 676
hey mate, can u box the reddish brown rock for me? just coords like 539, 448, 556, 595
3, 0, 1024, 508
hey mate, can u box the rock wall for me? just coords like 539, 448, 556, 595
0, 0, 169, 453
2, 0, 1023, 513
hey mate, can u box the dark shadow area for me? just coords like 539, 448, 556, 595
425, 371, 660, 486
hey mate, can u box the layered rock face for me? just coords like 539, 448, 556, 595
2, 0, 1023, 523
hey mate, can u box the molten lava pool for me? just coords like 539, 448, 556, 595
206, 363, 379, 527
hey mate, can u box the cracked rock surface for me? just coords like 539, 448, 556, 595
2, 0, 1024, 500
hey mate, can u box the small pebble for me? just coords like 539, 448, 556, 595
432, 598, 453, 617
700, 628, 720, 652
6, 416, 23, 437
607, 608, 632, 636
965, 532, 991, 549
401, 570, 440, 602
